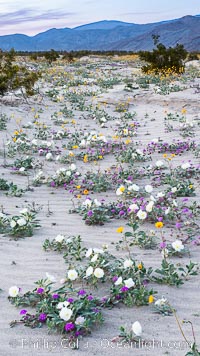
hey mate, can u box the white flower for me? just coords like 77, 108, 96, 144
146, 201, 154, 212
128, 184, 140, 192
165, 207, 171, 215
128, 204, 139, 213
171, 187, 177, 193
91, 254, 98, 263
155, 297, 167, 306
9, 286, 19, 297
46, 152, 53, 160
70, 164, 76, 171
171, 240, 184, 252
116, 185, 125, 196
82, 199, 92, 208
114, 276, 123, 286
93, 248, 104, 254
57, 301, 69, 309
132, 321, 142, 336
59, 307, 73, 321
31, 139, 38, 146
94, 268, 104, 279
19, 167, 25, 172
86, 266, 94, 277
94, 199, 101, 207
66, 170, 71, 176
20, 208, 28, 214
152, 138, 158, 143
75, 316, 85, 325
46, 272, 56, 282
123, 259, 133, 269
55, 234, 65, 243
137, 210, 147, 220
157, 192, 165, 198
60, 278, 66, 284
86, 248, 93, 258
173, 200, 178, 207
10, 220, 16, 228
17, 218, 27, 226
56, 155, 60, 161
181, 162, 190, 170
136, 149, 143, 155
68, 269, 78, 281
145, 185, 153, 193
161, 248, 169, 258
156, 160, 164, 167
124, 278, 135, 288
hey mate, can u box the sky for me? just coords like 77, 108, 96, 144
0, 0, 199, 36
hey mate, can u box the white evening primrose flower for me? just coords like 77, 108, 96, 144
137, 210, 147, 220
145, 185, 153, 193
91, 254, 99, 263
161, 248, 169, 259
146, 201, 154, 212
68, 269, 78, 281
20, 208, 28, 214
19, 167, 25, 172
82, 199, 92, 208
132, 321, 142, 336
46, 272, 56, 282
70, 164, 76, 171
55, 234, 65, 243
171, 187, 177, 193
66, 170, 71, 176
123, 259, 133, 268
128, 184, 140, 192
85, 248, 93, 258
59, 307, 73, 321
157, 192, 165, 198
94, 199, 101, 207
75, 316, 85, 325
114, 276, 123, 286
116, 185, 125, 196
57, 301, 70, 309
94, 268, 104, 278
17, 218, 27, 226
155, 297, 167, 306
181, 162, 190, 170
46, 152, 53, 160
124, 278, 135, 288
128, 204, 139, 213
10, 220, 16, 228
165, 207, 171, 215
156, 160, 164, 167
171, 240, 184, 252
85, 266, 94, 277
9, 286, 19, 297
93, 248, 104, 254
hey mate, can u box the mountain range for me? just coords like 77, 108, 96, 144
0, 15, 200, 52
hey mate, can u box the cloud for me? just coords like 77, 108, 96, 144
0, 8, 75, 27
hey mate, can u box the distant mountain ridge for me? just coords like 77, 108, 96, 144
0, 16, 200, 51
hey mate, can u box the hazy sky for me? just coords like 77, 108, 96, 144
0, 0, 199, 35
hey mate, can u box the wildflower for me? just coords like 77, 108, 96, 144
55, 234, 65, 243
124, 278, 135, 288
36, 288, 44, 294
46, 272, 56, 282
137, 263, 143, 270
171, 240, 184, 252
85, 266, 93, 277
156, 160, 164, 167
114, 276, 123, 286
75, 316, 85, 325
120, 286, 129, 292
17, 218, 27, 226
148, 295, 154, 304
83, 189, 89, 195
116, 185, 125, 195
59, 308, 73, 321
145, 185, 153, 193
116, 226, 124, 233
67, 269, 78, 281
155, 221, 164, 229
10, 220, 16, 228
78, 289, 86, 296
93, 268, 104, 279
132, 321, 142, 336
155, 297, 167, 306
20, 309, 27, 315
136, 210, 147, 220
9, 286, 19, 297
181, 162, 190, 169
123, 259, 133, 268
38, 313, 47, 322
65, 323, 75, 331
46, 152, 53, 160
83, 155, 88, 163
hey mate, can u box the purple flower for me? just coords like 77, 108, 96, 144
112, 276, 118, 282
78, 289, 86, 296
38, 313, 47, 322
50, 181, 56, 187
175, 222, 182, 229
20, 309, 27, 315
120, 286, 129, 292
36, 288, 44, 294
87, 295, 93, 301
75, 331, 81, 337
160, 241, 166, 249
119, 210, 125, 216
87, 210, 93, 217
65, 323, 75, 332
92, 308, 100, 313
52, 294, 59, 299
158, 217, 163, 222
67, 298, 74, 303
115, 294, 122, 300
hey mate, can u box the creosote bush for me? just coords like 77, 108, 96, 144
139, 35, 188, 74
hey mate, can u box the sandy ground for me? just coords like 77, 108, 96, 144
0, 58, 200, 356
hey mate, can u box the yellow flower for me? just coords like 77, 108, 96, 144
14, 131, 19, 135
155, 221, 164, 229
181, 108, 187, 114
83, 155, 88, 163
125, 139, 131, 145
163, 154, 168, 158
98, 155, 103, 159
148, 295, 154, 304
72, 145, 78, 149
138, 263, 143, 270
83, 189, 89, 195
71, 120, 76, 124
76, 194, 82, 199
13, 137, 17, 142
116, 226, 124, 233
189, 185, 193, 189
119, 186, 125, 193
76, 185, 81, 189
69, 152, 74, 157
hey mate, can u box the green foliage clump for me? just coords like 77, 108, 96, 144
139, 35, 188, 74
0, 48, 40, 96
